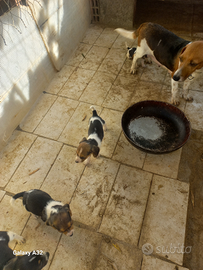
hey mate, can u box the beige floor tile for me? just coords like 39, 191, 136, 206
49, 226, 102, 270
141, 255, 189, 270
59, 68, 95, 100
99, 165, 152, 245
0, 190, 5, 201
94, 28, 118, 48
59, 102, 99, 146
34, 97, 78, 140
95, 238, 142, 270
143, 148, 182, 179
141, 62, 167, 83
119, 58, 144, 78
20, 93, 57, 132
79, 45, 109, 70
129, 81, 163, 106
67, 43, 92, 67
71, 157, 119, 228
16, 215, 61, 270
79, 71, 116, 105
0, 131, 36, 187
98, 48, 126, 75
103, 75, 138, 111
46, 65, 76, 94
186, 70, 203, 91
139, 175, 189, 265
112, 133, 146, 168
5, 137, 62, 193
82, 24, 104, 45
99, 108, 123, 158
185, 90, 203, 131
41, 145, 84, 203
0, 195, 30, 235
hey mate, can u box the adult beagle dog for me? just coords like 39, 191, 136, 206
10, 189, 74, 236
0, 231, 49, 270
115, 22, 203, 105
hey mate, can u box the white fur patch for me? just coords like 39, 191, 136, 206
88, 133, 102, 147
45, 201, 64, 218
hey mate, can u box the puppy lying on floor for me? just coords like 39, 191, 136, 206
116, 22, 203, 105
75, 106, 106, 165
0, 231, 49, 270
10, 189, 74, 236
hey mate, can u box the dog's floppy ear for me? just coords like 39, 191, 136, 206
79, 137, 87, 144
180, 46, 187, 55
92, 145, 100, 157
46, 213, 56, 226
64, 203, 72, 216
41, 209, 47, 222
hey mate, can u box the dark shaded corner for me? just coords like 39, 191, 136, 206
178, 129, 203, 270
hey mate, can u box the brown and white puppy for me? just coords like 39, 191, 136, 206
75, 106, 106, 165
0, 231, 49, 270
10, 189, 73, 236
116, 22, 203, 105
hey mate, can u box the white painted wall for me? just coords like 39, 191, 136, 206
0, 0, 91, 150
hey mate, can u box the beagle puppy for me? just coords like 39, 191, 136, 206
75, 106, 106, 165
0, 231, 49, 270
116, 22, 203, 105
10, 189, 74, 236
125, 42, 151, 66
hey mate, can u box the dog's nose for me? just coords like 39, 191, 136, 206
173, 74, 180, 81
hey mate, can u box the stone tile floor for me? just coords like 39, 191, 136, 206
1, 24, 203, 269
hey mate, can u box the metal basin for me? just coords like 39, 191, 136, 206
121, 100, 191, 154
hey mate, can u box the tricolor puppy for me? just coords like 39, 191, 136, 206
116, 22, 203, 105
75, 106, 106, 165
125, 42, 151, 67
0, 231, 49, 270
10, 189, 74, 236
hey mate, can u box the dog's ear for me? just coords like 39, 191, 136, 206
64, 203, 72, 216
41, 209, 47, 222
92, 145, 100, 157
180, 46, 187, 55
79, 137, 87, 143
46, 213, 56, 226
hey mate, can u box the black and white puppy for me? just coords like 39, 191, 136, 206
0, 231, 49, 270
10, 189, 74, 236
125, 42, 152, 66
75, 106, 106, 165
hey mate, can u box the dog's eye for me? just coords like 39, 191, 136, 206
190, 61, 197, 67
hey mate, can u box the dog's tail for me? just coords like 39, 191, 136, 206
115, 28, 136, 40
10, 191, 25, 207
90, 105, 98, 117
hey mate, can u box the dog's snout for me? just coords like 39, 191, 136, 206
173, 74, 180, 81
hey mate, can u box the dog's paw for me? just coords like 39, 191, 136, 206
171, 97, 180, 106
17, 235, 26, 245
183, 94, 193, 102
130, 68, 137, 74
